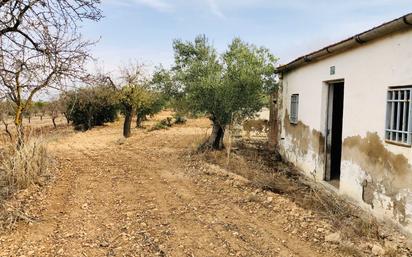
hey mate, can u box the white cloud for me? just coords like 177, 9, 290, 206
207, 0, 225, 18
105, 0, 173, 12
135, 0, 173, 12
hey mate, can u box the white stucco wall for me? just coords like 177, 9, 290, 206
278, 28, 412, 232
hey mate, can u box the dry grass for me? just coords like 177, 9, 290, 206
196, 138, 385, 244
0, 137, 52, 198
338, 242, 363, 257
0, 137, 52, 229
384, 247, 403, 257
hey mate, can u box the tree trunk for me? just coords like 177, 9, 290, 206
15, 111, 24, 148
268, 90, 279, 151
28, 116, 31, 123
52, 117, 57, 129
136, 113, 144, 128
2, 121, 12, 141
63, 113, 70, 124
207, 122, 225, 150
123, 108, 134, 138
87, 117, 92, 130
40, 115, 43, 121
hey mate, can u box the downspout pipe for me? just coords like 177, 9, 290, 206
276, 13, 412, 74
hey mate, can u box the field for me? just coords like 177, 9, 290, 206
0, 113, 409, 256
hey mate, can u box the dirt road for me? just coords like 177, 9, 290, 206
0, 117, 381, 256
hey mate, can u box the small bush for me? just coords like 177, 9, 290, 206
164, 117, 173, 127
63, 85, 119, 131
149, 117, 173, 131
173, 114, 187, 124
0, 138, 51, 197
149, 122, 168, 131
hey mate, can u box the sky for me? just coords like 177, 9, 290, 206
81, 0, 412, 74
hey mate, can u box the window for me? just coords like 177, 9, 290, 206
385, 88, 412, 145
290, 94, 299, 124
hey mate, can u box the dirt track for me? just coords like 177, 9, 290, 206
0, 116, 396, 256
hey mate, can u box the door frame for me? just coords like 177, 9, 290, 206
324, 79, 344, 182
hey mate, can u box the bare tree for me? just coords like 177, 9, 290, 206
47, 100, 61, 129
0, 0, 101, 146
0, 1, 101, 40
0, 99, 13, 140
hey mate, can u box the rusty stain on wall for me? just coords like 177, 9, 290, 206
343, 132, 412, 224
283, 110, 325, 160
343, 132, 411, 190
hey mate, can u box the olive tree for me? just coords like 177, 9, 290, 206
172, 35, 277, 149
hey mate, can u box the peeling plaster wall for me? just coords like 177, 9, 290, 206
278, 29, 412, 232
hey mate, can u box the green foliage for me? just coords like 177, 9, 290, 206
63, 85, 119, 130
172, 35, 278, 127
151, 67, 187, 114
149, 117, 173, 131
136, 91, 165, 127
173, 113, 187, 124
119, 84, 148, 115
152, 67, 181, 100
33, 101, 48, 118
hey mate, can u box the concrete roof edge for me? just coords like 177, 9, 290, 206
276, 12, 412, 74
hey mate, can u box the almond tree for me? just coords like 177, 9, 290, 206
0, 0, 102, 146
0, 99, 13, 140
118, 63, 150, 138
46, 99, 62, 129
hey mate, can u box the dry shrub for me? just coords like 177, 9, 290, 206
189, 130, 211, 152
350, 216, 380, 238
338, 242, 363, 257
0, 201, 38, 230
252, 172, 296, 194
149, 117, 173, 132
198, 141, 297, 195
384, 247, 402, 257
196, 138, 384, 242
0, 137, 51, 198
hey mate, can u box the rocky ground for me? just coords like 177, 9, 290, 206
0, 114, 411, 256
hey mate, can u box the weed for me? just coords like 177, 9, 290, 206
338, 242, 363, 257
149, 117, 173, 131
0, 137, 51, 197
195, 138, 386, 255
384, 247, 401, 257
173, 114, 187, 124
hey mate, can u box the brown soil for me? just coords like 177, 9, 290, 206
0, 115, 408, 256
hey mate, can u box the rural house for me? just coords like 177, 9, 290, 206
275, 13, 412, 233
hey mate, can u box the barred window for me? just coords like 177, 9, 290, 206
290, 94, 299, 124
385, 88, 412, 145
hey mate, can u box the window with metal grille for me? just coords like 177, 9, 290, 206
385, 88, 412, 145
290, 94, 299, 124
